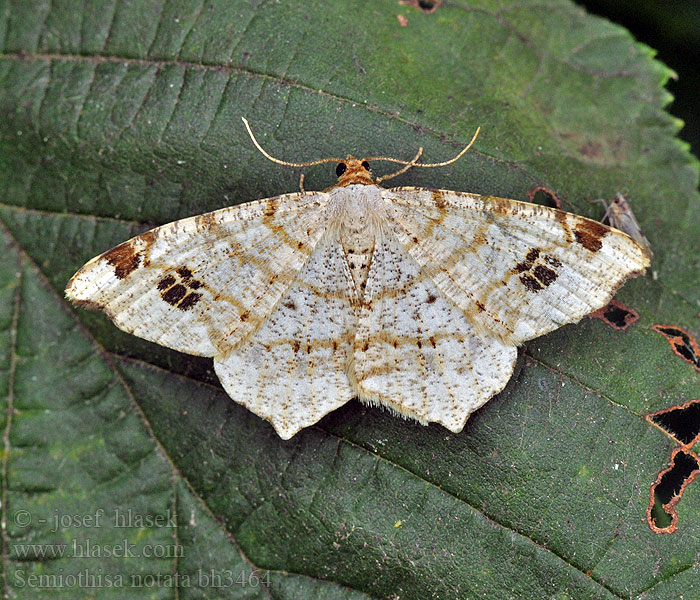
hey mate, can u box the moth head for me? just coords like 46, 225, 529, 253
335, 155, 375, 187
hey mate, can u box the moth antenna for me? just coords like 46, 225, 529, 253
413, 126, 481, 168
365, 126, 481, 176
376, 147, 424, 183
242, 117, 343, 167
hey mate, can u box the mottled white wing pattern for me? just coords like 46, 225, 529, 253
384, 188, 649, 344
215, 235, 359, 439
66, 192, 331, 358
354, 232, 517, 432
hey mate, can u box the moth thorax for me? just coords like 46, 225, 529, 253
341, 227, 375, 296
330, 184, 385, 296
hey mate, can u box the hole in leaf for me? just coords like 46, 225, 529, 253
649, 495, 673, 530
527, 185, 562, 209
655, 452, 698, 503
399, 0, 442, 14
588, 298, 639, 330
647, 400, 700, 447
647, 448, 700, 534
652, 324, 700, 373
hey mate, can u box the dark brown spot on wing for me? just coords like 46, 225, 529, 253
574, 220, 608, 252
104, 242, 141, 279
194, 213, 217, 231
140, 230, 157, 245
157, 265, 205, 310
178, 292, 202, 310
533, 265, 558, 287
544, 255, 562, 268
526, 248, 540, 262
514, 248, 561, 292
177, 266, 193, 279
157, 274, 176, 290
475, 301, 486, 312
513, 247, 540, 274
513, 260, 530, 274
162, 284, 187, 306
432, 190, 446, 209
264, 199, 278, 217
520, 274, 543, 292
554, 209, 573, 243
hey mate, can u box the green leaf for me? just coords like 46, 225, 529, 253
1, 1, 699, 598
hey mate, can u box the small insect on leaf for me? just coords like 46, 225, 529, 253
595, 193, 653, 259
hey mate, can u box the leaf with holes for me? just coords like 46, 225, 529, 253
1, 1, 699, 599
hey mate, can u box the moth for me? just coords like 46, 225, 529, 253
66, 120, 650, 439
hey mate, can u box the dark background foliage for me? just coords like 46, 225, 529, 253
579, 0, 700, 159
